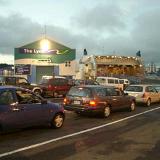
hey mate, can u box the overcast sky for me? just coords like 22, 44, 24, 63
0, 0, 160, 65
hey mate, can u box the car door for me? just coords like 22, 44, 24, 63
107, 88, 124, 110
147, 86, 160, 103
15, 89, 49, 127
0, 89, 26, 130
94, 88, 107, 108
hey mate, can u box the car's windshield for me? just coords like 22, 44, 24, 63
154, 86, 160, 91
125, 86, 143, 92
67, 87, 92, 97
39, 78, 50, 84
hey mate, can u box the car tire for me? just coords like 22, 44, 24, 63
146, 99, 151, 107
34, 89, 41, 96
50, 113, 64, 129
102, 106, 111, 118
129, 101, 136, 111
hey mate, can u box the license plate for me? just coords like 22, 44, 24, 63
73, 100, 81, 105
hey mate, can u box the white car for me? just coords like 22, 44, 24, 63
124, 84, 160, 107
96, 77, 124, 90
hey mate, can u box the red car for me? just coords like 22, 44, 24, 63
39, 77, 73, 97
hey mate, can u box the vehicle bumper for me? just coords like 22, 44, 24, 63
42, 90, 53, 97
64, 105, 102, 114
136, 98, 148, 104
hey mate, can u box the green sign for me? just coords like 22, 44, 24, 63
14, 38, 76, 64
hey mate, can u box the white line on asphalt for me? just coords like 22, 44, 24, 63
0, 106, 160, 158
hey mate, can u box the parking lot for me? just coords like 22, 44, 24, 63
0, 97, 160, 160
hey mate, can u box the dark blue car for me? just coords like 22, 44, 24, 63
0, 86, 65, 132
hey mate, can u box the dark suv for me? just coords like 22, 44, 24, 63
0, 76, 42, 95
63, 85, 136, 117
39, 77, 73, 97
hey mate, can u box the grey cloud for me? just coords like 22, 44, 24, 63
72, 4, 126, 33
46, 25, 99, 58
0, 0, 8, 5
0, 14, 45, 55
0, 14, 89, 58
0, 5, 160, 66
131, 8, 160, 64
0, 13, 101, 60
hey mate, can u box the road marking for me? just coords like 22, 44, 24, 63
0, 106, 160, 158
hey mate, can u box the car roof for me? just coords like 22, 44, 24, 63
0, 85, 26, 90
0, 85, 17, 89
0, 75, 22, 78
128, 84, 152, 87
73, 85, 115, 89
96, 77, 119, 79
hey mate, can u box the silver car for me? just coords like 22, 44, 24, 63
124, 84, 160, 107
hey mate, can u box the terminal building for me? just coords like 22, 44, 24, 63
14, 38, 76, 83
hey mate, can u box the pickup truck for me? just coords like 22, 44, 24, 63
0, 76, 42, 95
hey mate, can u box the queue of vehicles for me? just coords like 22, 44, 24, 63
0, 75, 160, 133
63, 85, 136, 118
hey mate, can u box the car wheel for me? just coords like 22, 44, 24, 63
51, 113, 64, 129
102, 106, 111, 118
129, 101, 136, 111
34, 89, 41, 96
146, 99, 151, 107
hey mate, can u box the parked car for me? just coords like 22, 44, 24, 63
96, 77, 124, 90
39, 77, 73, 97
63, 85, 136, 117
0, 86, 65, 132
0, 76, 42, 96
124, 84, 160, 107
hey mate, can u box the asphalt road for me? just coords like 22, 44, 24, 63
0, 99, 160, 160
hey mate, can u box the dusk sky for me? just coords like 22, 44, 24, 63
0, 0, 160, 65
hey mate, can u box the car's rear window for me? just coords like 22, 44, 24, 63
67, 87, 92, 97
125, 86, 143, 92
39, 78, 50, 84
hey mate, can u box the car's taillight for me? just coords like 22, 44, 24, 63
89, 100, 96, 106
48, 84, 52, 90
63, 98, 67, 105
